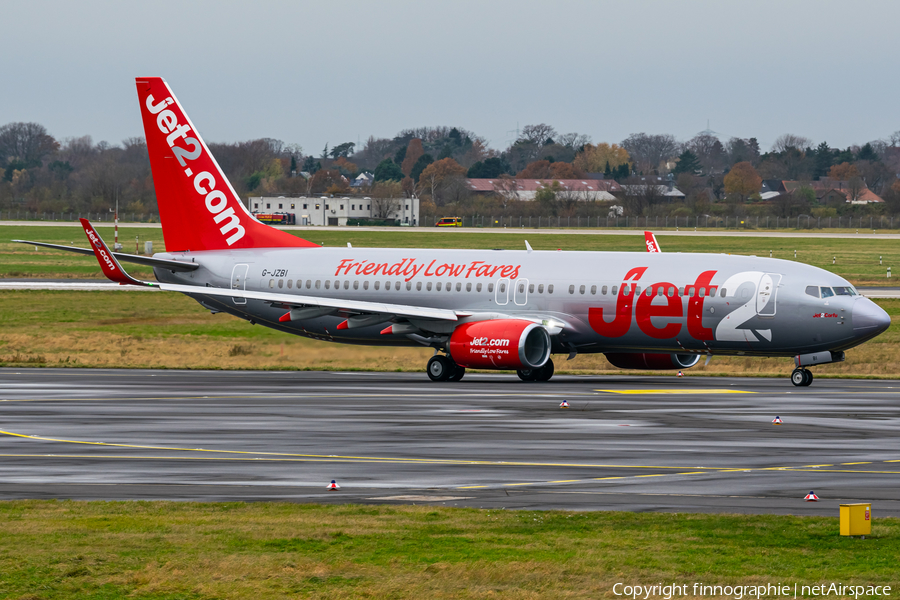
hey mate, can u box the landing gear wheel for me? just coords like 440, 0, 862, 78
447, 366, 466, 382
535, 359, 555, 382
791, 368, 813, 387
517, 369, 537, 382
427, 355, 454, 382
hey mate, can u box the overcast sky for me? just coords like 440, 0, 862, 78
3, 0, 898, 155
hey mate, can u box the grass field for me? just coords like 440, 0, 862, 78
0, 500, 896, 599
0, 290, 897, 377
1, 224, 898, 285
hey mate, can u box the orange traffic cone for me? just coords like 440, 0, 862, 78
804, 491, 819, 501
327, 480, 340, 490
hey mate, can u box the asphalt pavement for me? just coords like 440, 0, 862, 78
1, 368, 898, 516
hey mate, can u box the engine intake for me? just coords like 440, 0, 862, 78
605, 352, 701, 370
449, 320, 551, 370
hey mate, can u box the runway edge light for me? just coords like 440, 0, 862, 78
804, 491, 819, 501
559, 400, 569, 408
773, 416, 783, 424
327, 480, 340, 490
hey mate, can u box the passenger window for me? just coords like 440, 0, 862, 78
568, 285, 575, 294
385, 281, 391, 291
456, 282, 462, 291
427, 282, 432, 291
679, 287, 684, 297
645, 287, 652, 297
477, 283, 482, 292
548, 284, 554, 294
821, 287, 834, 298
612, 285, 618, 295
324, 280, 330, 290
579, 285, 585, 294
416, 282, 422, 291
529, 284, 534, 293
306, 280, 312, 289
353, 281, 359, 290
519, 283, 525, 293
374, 281, 380, 290
602, 285, 608, 295
668, 286, 675, 297
590, 285, 596, 295
406, 282, 412, 291
720, 287, 726, 298
315, 280, 321, 289
538, 284, 544, 294
278, 279, 283, 288
287, 279, 292, 289
467, 283, 472, 292
436, 282, 442, 291
447, 283, 452, 292
635, 286, 642, 295
363, 281, 369, 290
334, 280, 339, 289
499, 282, 506, 293
269, 279, 274, 288
688, 288, 695, 297
698, 288, 705, 298
344, 281, 350, 290
488, 283, 494, 292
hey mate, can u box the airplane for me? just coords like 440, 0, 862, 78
16, 77, 891, 387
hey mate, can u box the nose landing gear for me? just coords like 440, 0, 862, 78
791, 368, 813, 387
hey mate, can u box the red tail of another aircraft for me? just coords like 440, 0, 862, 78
135, 77, 318, 252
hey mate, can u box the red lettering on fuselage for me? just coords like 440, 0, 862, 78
589, 268, 718, 341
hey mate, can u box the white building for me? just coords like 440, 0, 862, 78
248, 195, 420, 226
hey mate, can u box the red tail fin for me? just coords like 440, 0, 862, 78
135, 77, 317, 252
643, 231, 661, 253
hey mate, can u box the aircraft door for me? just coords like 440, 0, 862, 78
231, 264, 249, 304
514, 278, 529, 306
495, 277, 510, 306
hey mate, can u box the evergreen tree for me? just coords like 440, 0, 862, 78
672, 149, 701, 175
467, 157, 508, 178
410, 153, 434, 182
604, 160, 612, 178
374, 158, 404, 182
394, 145, 407, 165
857, 142, 878, 161
813, 141, 832, 179
290, 155, 297, 174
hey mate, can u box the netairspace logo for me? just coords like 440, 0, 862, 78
611, 582, 891, 599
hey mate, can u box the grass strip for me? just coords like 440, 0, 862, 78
0, 500, 896, 599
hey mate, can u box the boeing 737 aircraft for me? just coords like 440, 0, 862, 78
17, 77, 891, 386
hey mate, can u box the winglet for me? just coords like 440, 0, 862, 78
79, 219, 152, 286
644, 231, 661, 253
525, 240, 533, 253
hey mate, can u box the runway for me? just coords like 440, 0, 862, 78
1, 368, 899, 516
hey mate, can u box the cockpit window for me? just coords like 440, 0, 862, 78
820, 287, 834, 298
833, 286, 854, 296
805, 286, 819, 298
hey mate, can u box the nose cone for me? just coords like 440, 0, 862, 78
852, 298, 891, 335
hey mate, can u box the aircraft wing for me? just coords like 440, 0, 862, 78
13, 239, 199, 272
72, 219, 574, 331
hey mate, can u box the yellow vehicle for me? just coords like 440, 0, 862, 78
435, 217, 463, 227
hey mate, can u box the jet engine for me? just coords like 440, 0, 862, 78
604, 352, 701, 370
448, 320, 551, 370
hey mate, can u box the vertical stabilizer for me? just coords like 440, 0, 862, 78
135, 77, 318, 251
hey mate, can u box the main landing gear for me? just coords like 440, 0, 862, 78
791, 368, 813, 387
427, 355, 466, 382
517, 359, 554, 383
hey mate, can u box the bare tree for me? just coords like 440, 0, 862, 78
518, 123, 557, 146
847, 176, 867, 202
771, 134, 812, 153
622, 133, 678, 175
371, 180, 402, 219
0, 122, 59, 166
557, 132, 592, 149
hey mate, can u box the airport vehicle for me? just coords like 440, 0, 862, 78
435, 217, 463, 227
16, 77, 891, 386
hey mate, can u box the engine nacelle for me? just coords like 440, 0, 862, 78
605, 352, 701, 370
448, 320, 551, 370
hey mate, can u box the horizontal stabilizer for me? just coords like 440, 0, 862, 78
13, 240, 199, 272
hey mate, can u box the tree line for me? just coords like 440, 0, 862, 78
2, 119, 899, 222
